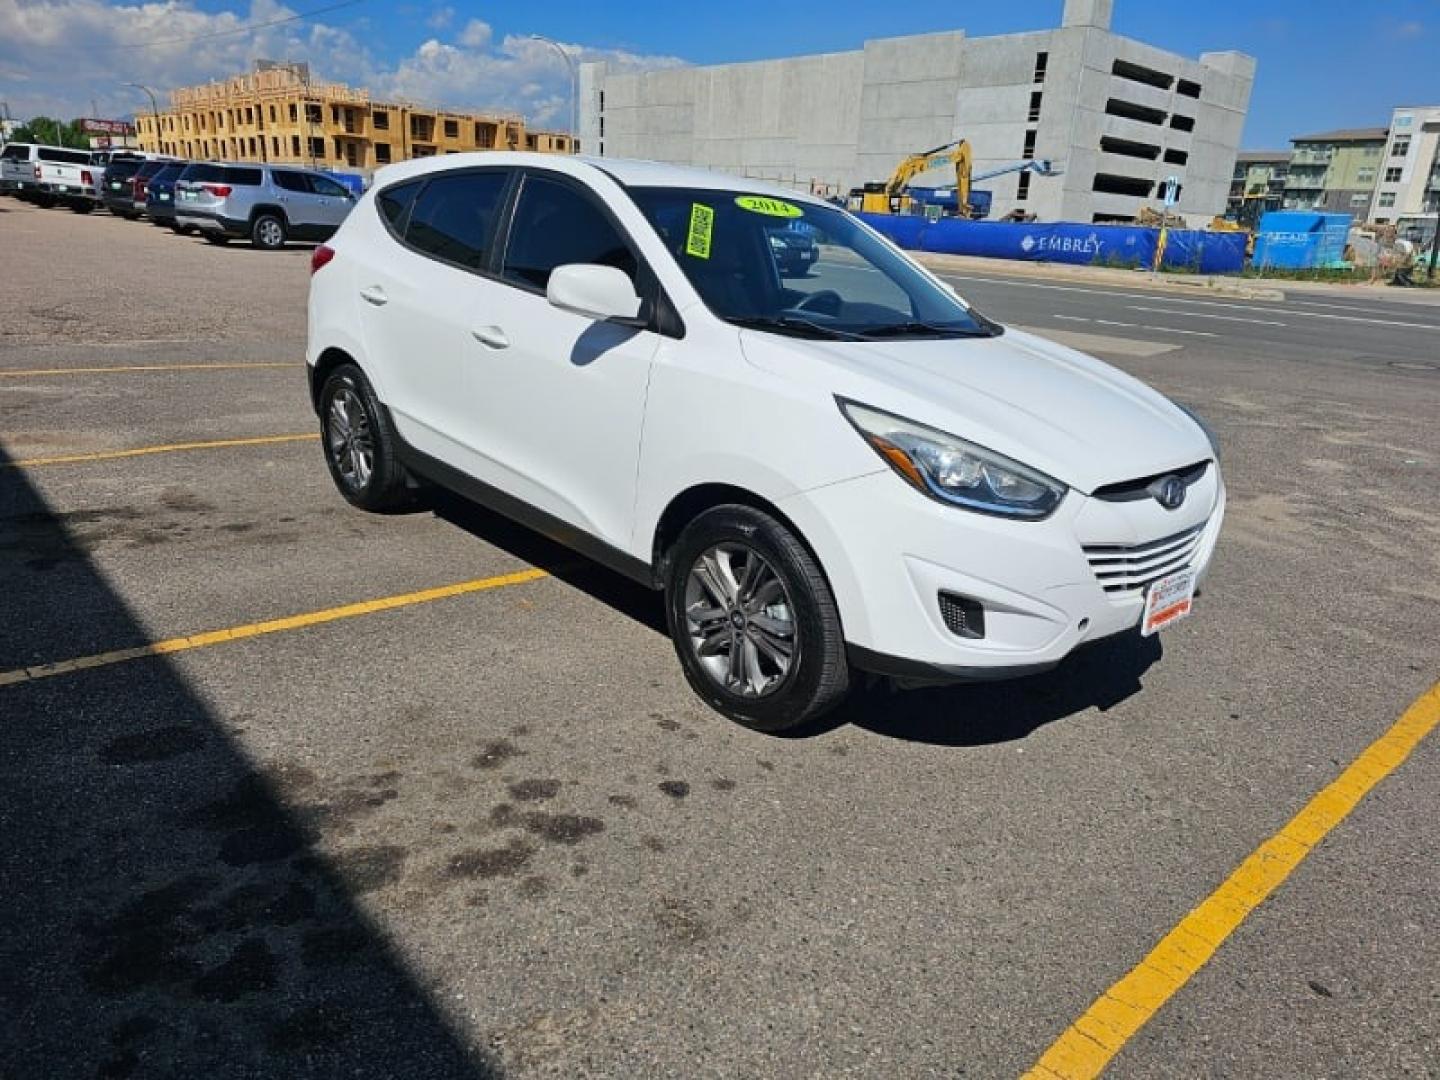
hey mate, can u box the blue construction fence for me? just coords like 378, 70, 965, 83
1252, 211, 1351, 270
857, 214, 1248, 274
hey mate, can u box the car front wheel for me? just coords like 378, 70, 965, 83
665, 505, 849, 732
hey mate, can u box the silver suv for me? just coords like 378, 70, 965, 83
173, 162, 356, 249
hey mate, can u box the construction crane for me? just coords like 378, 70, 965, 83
847, 139, 1061, 218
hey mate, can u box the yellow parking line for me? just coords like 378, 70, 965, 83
1023, 679, 1440, 1080
0, 568, 549, 690
3, 433, 319, 469
0, 362, 293, 377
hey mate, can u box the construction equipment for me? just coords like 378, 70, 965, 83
847, 140, 1061, 219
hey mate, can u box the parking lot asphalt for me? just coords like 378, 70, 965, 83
2, 199, 1437, 1079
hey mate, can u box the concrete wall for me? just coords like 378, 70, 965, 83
583, 11, 1254, 223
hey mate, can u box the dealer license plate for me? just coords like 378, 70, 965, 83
1141, 568, 1195, 636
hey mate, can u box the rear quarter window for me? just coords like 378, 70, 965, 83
223, 167, 263, 186
376, 181, 421, 231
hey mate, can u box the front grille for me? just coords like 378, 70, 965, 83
1083, 524, 1205, 596
1092, 460, 1209, 503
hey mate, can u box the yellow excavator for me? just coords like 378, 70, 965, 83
850, 140, 974, 216
847, 139, 1060, 219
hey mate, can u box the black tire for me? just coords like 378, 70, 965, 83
33, 196, 55, 209
251, 212, 286, 250
318, 363, 412, 512
665, 505, 848, 732
68, 202, 94, 214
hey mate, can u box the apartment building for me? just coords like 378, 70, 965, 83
1371, 105, 1440, 237
1225, 149, 1287, 225
1281, 128, 1386, 216
580, 0, 1254, 222
134, 62, 574, 175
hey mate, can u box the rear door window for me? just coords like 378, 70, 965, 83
404, 171, 511, 272
501, 174, 638, 291
222, 167, 262, 186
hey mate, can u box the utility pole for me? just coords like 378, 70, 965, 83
526, 34, 578, 152
124, 82, 161, 152
1425, 125, 1440, 280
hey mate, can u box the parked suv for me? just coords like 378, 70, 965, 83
175, 163, 355, 249
307, 154, 1224, 730
144, 163, 188, 229
99, 156, 174, 218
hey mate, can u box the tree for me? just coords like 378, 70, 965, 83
9, 117, 90, 148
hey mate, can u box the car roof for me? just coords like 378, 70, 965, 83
369, 152, 828, 207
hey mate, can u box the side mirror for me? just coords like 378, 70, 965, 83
546, 263, 642, 322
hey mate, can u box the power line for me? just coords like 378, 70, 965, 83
105, 0, 367, 51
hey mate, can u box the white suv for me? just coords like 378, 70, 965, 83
307, 154, 1223, 731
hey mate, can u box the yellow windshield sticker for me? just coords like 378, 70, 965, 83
686, 203, 715, 259
735, 195, 803, 218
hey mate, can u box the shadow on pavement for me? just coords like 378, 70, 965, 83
428, 490, 1160, 746
0, 446, 497, 1078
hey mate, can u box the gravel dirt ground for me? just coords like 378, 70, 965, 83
1, 197, 1437, 1079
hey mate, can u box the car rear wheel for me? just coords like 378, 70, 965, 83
319, 364, 412, 512
251, 213, 286, 250
665, 505, 849, 732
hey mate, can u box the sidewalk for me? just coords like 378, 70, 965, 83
912, 251, 1440, 308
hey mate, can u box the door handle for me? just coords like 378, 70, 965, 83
471, 325, 509, 349
359, 285, 388, 306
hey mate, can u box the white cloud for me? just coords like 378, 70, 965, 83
456, 18, 491, 50
424, 5, 453, 31
0, 0, 682, 131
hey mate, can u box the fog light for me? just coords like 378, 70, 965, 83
937, 592, 985, 639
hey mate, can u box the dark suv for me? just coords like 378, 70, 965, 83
144, 163, 188, 230
100, 157, 172, 218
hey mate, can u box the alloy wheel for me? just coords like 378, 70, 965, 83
327, 387, 374, 489
683, 542, 797, 697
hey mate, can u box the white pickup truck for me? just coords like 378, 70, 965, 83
28, 145, 101, 212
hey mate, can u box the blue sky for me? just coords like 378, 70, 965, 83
2, 0, 1435, 146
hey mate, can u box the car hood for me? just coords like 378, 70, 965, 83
740, 326, 1212, 493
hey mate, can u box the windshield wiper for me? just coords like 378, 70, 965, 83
860, 321, 999, 339
727, 315, 869, 341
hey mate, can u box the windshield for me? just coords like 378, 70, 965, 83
628, 187, 998, 340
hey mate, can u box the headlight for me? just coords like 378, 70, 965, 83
838, 399, 1066, 520
1176, 403, 1221, 461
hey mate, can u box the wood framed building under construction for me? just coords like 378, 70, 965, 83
134, 62, 574, 173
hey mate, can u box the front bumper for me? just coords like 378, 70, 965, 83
780, 464, 1225, 682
